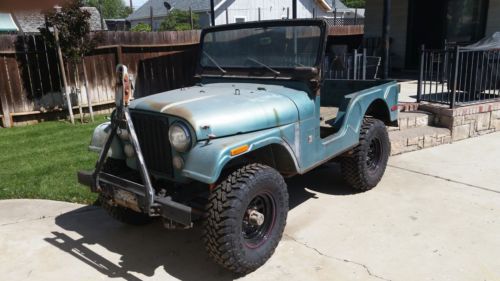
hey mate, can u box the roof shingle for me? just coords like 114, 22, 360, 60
12, 7, 106, 34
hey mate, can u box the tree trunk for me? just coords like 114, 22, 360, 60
82, 57, 94, 122
54, 26, 74, 124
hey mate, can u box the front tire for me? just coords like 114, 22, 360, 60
100, 158, 153, 226
100, 195, 153, 225
341, 118, 390, 191
203, 163, 289, 274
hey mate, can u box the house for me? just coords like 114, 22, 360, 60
127, 0, 360, 30
364, 0, 500, 70
0, 13, 18, 33
127, 0, 214, 30
1, 7, 106, 34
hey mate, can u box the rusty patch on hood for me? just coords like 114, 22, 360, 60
164, 106, 194, 124
141, 100, 170, 112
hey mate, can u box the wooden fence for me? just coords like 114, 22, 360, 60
0, 30, 201, 127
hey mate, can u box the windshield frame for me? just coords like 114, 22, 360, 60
197, 19, 328, 80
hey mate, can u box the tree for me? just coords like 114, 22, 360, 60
40, 0, 101, 123
40, 0, 100, 63
130, 23, 152, 32
85, 0, 132, 19
159, 9, 200, 31
342, 0, 365, 8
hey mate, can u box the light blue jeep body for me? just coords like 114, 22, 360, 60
89, 20, 399, 185
95, 77, 398, 184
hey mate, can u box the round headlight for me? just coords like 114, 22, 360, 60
168, 122, 192, 152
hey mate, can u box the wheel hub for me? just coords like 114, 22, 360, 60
367, 138, 382, 171
247, 209, 265, 226
242, 192, 276, 248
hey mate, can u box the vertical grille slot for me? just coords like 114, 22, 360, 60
130, 111, 173, 177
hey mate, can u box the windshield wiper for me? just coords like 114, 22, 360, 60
247, 57, 281, 76
203, 51, 227, 74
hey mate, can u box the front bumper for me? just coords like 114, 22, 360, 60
78, 170, 193, 227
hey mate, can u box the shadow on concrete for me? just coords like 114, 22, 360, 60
47, 162, 361, 280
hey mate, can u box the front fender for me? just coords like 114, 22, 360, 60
181, 123, 298, 184
89, 122, 125, 160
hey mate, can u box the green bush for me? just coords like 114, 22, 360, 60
342, 0, 365, 8
131, 23, 152, 32
159, 9, 200, 31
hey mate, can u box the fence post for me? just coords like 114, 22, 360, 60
417, 45, 425, 103
116, 45, 123, 65
334, 9, 337, 25
353, 49, 358, 80
354, 8, 358, 25
189, 7, 193, 29
0, 98, 11, 128
258, 7, 261, 21
450, 46, 460, 109
150, 6, 154, 30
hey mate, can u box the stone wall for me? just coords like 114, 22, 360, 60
419, 102, 500, 141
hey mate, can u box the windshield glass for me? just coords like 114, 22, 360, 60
201, 25, 323, 70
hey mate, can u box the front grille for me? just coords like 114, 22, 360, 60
130, 110, 174, 177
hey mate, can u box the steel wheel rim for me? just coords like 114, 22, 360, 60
242, 191, 276, 249
366, 137, 382, 171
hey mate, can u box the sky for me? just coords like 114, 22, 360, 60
125, 0, 148, 10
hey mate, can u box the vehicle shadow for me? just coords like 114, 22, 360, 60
47, 162, 361, 280
287, 162, 363, 209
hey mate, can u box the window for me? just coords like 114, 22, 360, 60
234, 17, 246, 23
446, 0, 488, 43
201, 25, 323, 69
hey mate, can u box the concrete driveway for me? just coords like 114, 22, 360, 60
1, 133, 499, 281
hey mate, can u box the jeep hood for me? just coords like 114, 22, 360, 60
130, 83, 302, 140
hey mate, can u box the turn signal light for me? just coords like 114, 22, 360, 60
230, 145, 249, 156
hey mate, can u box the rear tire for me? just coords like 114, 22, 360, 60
341, 118, 390, 191
203, 163, 288, 274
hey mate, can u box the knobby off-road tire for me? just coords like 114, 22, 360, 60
341, 118, 391, 191
99, 158, 153, 226
203, 163, 289, 274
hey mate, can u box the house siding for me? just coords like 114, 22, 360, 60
214, 0, 330, 25
364, 0, 408, 69
486, 0, 500, 36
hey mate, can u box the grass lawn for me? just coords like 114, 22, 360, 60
0, 116, 108, 204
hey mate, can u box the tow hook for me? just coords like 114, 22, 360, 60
248, 209, 265, 226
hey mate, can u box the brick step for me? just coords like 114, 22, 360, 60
389, 125, 451, 155
398, 102, 420, 112
388, 111, 435, 131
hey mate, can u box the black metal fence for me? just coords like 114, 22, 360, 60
324, 48, 381, 80
418, 46, 500, 108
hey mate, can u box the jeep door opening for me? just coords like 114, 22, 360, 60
78, 19, 399, 274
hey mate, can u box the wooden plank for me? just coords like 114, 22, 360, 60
328, 25, 364, 36
0, 56, 12, 127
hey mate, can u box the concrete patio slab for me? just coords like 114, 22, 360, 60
1, 133, 499, 281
